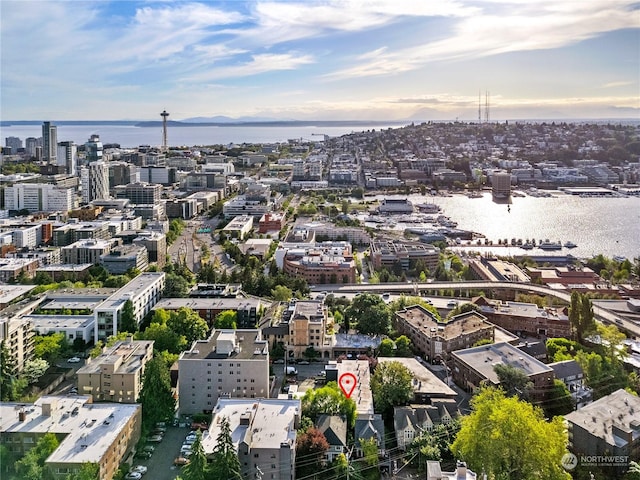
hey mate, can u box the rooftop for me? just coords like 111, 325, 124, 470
378, 357, 456, 397
202, 398, 300, 453
27, 315, 94, 330
565, 389, 640, 448
0, 396, 140, 465
396, 305, 493, 340
0, 285, 37, 305
154, 297, 261, 311
77, 339, 153, 375
96, 272, 165, 311
180, 329, 268, 361
451, 342, 554, 384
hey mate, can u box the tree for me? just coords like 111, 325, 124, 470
119, 300, 137, 334
164, 273, 191, 297
167, 308, 209, 345
181, 430, 208, 480
271, 285, 293, 301
451, 387, 571, 480
370, 361, 414, 415
64, 463, 100, 480
139, 357, 175, 429
302, 382, 357, 428
303, 346, 320, 360
378, 338, 395, 357
569, 292, 595, 343
389, 296, 442, 321
214, 310, 237, 329
395, 335, 412, 357
544, 379, 574, 417
494, 363, 533, 400
295, 427, 329, 478
14, 432, 59, 480
22, 358, 49, 384
139, 321, 188, 354
345, 294, 391, 335
209, 416, 242, 480
33, 332, 68, 364
33, 271, 53, 285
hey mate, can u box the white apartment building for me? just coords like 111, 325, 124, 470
178, 329, 270, 415
0, 316, 34, 374
202, 398, 300, 480
4, 183, 75, 213
94, 272, 165, 342
81, 161, 109, 203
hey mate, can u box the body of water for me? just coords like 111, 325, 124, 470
372, 193, 640, 260
0, 123, 399, 148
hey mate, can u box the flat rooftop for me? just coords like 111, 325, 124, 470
77, 340, 153, 375
202, 398, 300, 454
396, 305, 492, 340
96, 272, 165, 311
326, 360, 374, 415
180, 329, 268, 361
0, 285, 36, 304
154, 297, 260, 311
0, 396, 140, 465
333, 333, 383, 349
565, 389, 640, 448
378, 357, 456, 397
27, 315, 94, 330
452, 342, 553, 384
476, 300, 568, 322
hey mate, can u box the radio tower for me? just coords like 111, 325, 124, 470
160, 110, 169, 150
484, 91, 490, 124
478, 90, 482, 124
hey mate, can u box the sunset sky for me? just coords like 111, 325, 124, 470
1, 0, 638, 121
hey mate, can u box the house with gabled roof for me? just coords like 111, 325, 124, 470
317, 414, 347, 463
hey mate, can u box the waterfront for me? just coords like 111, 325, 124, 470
369, 193, 640, 260
0, 123, 401, 148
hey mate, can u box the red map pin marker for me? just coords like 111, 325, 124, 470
338, 373, 357, 399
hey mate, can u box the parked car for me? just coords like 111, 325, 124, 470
148, 434, 163, 443
151, 429, 166, 437
141, 445, 155, 454
155, 422, 167, 432
69, 387, 78, 394
180, 445, 193, 455
298, 360, 310, 365
130, 466, 147, 475
273, 359, 284, 364
184, 437, 196, 445
190, 421, 208, 431
67, 357, 81, 363
174, 457, 190, 466
134, 451, 152, 460
124, 472, 142, 480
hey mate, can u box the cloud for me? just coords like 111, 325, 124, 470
601, 81, 635, 88
328, 0, 640, 79
185, 52, 315, 82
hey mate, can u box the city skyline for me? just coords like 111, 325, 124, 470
1, 0, 638, 122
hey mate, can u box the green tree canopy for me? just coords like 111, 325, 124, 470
164, 273, 191, 297
119, 300, 137, 334
167, 307, 209, 345
493, 363, 533, 400
64, 463, 99, 480
345, 293, 391, 335
378, 338, 396, 357
271, 285, 293, 301
33, 332, 69, 364
451, 387, 570, 480
389, 296, 442, 321
301, 381, 357, 428
22, 358, 49, 384
14, 432, 59, 480
181, 431, 207, 480
370, 360, 414, 415
209, 416, 242, 480
214, 310, 237, 329
139, 357, 176, 430
138, 322, 188, 355
395, 335, 413, 357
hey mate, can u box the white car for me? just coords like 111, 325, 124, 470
67, 357, 81, 363
124, 473, 142, 480
130, 465, 147, 475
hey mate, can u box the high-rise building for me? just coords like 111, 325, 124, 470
57, 141, 77, 175
81, 161, 109, 203
25, 137, 40, 157
84, 134, 103, 163
5, 136, 22, 151
42, 121, 57, 163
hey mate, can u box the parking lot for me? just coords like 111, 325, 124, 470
133, 425, 193, 480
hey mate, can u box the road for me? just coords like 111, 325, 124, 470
134, 424, 189, 480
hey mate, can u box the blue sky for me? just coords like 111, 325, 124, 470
1, 0, 638, 121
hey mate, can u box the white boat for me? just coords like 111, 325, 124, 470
564, 241, 577, 248
538, 239, 563, 250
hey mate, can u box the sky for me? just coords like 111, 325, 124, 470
1, 0, 639, 121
